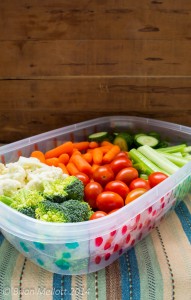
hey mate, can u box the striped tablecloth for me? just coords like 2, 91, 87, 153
0, 196, 190, 300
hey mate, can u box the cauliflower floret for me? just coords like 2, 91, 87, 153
16, 156, 47, 171
4, 163, 26, 186
0, 163, 7, 175
0, 179, 22, 196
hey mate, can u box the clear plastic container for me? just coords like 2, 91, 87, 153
0, 116, 191, 275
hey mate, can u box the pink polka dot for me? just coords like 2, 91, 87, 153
104, 242, 111, 250
95, 237, 103, 247
161, 203, 165, 209
160, 197, 164, 203
126, 234, 131, 244
152, 210, 157, 216
113, 244, 119, 252
139, 223, 143, 230
122, 225, 127, 235
148, 206, 152, 214
136, 214, 141, 223
131, 239, 135, 246
110, 230, 116, 236
95, 256, 101, 264
105, 253, 111, 261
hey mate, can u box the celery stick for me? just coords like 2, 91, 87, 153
156, 144, 187, 153
129, 148, 169, 175
138, 145, 179, 175
183, 146, 191, 153
159, 152, 189, 167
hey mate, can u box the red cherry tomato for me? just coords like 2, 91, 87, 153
115, 167, 139, 185
115, 151, 129, 159
148, 172, 168, 188
84, 181, 103, 209
75, 172, 90, 186
92, 165, 115, 187
96, 191, 124, 213
129, 178, 150, 191
125, 188, 147, 205
90, 211, 107, 220
104, 180, 130, 200
110, 157, 133, 174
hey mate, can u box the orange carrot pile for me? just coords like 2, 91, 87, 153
30, 139, 125, 177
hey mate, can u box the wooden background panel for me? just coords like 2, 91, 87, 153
0, 40, 191, 77
0, 0, 191, 143
0, 77, 191, 143
0, 6, 191, 41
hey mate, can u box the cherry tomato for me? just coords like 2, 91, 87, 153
148, 172, 168, 188
104, 180, 129, 200
125, 188, 147, 205
108, 209, 120, 214
84, 181, 103, 209
115, 151, 129, 159
129, 178, 150, 191
115, 167, 139, 185
110, 157, 133, 174
96, 191, 124, 213
75, 172, 90, 186
90, 211, 107, 220
92, 165, 115, 187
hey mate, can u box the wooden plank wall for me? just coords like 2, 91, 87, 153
0, 0, 191, 143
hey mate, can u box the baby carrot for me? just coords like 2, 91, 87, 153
71, 154, 92, 175
82, 152, 93, 164
45, 141, 73, 159
99, 145, 113, 154
66, 162, 79, 175
58, 162, 69, 175
89, 141, 99, 149
58, 153, 70, 165
91, 163, 100, 173
46, 157, 60, 167
30, 150, 46, 163
73, 141, 89, 152
101, 141, 113, 147
102, 145, 121, 164
92, 148, 103, 165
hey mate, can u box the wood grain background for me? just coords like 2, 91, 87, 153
0, 0, 191, 143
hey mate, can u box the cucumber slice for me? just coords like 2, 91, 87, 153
135, 135, 159, 148
113, 132, 133, 151
88, 132, 109, 142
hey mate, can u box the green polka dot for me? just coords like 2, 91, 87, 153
37, 258, 44, 266
33, 242, 45, 250
55, 259, 70, 270
65, 242, 79, 249
20, 242, 29, 252
62, 252, 71, 259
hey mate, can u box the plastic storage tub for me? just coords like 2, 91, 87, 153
0, 116, 191, 275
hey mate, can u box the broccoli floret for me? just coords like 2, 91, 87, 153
42, 179, 68, 203
18, 207, 36, 219
35, 200, 69, 223
10, 188, 44, 210
61, 200, 93, 223
62, 176, 84, 201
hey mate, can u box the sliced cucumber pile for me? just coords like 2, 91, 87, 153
113, 132, 133, 151
88, 132, 109, 142
135, 134, 160, 148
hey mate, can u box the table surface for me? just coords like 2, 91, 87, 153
0, 195, 190, 300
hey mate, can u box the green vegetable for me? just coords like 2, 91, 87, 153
61, 200, 94, 222
62, 176, 84, 201
0, 195, 13, 206
134, 134, 160, 148
18, 207, 36, 218
35, 199, 94, 223
35, 200, 69, 222
10, 189, 44, 210
157, 152, 189, 167
156, 144, 187, 154
129, 148, 166, 175
88, 132, 109, 142
137, 145, 179, 175
43, 179, 68, 203
113, 132, 133, 151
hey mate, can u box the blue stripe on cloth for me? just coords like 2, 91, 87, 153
0, 231, 4, 245
175, 201, 191, 243
63, 275, 72, 300
119, 248, 140, 300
